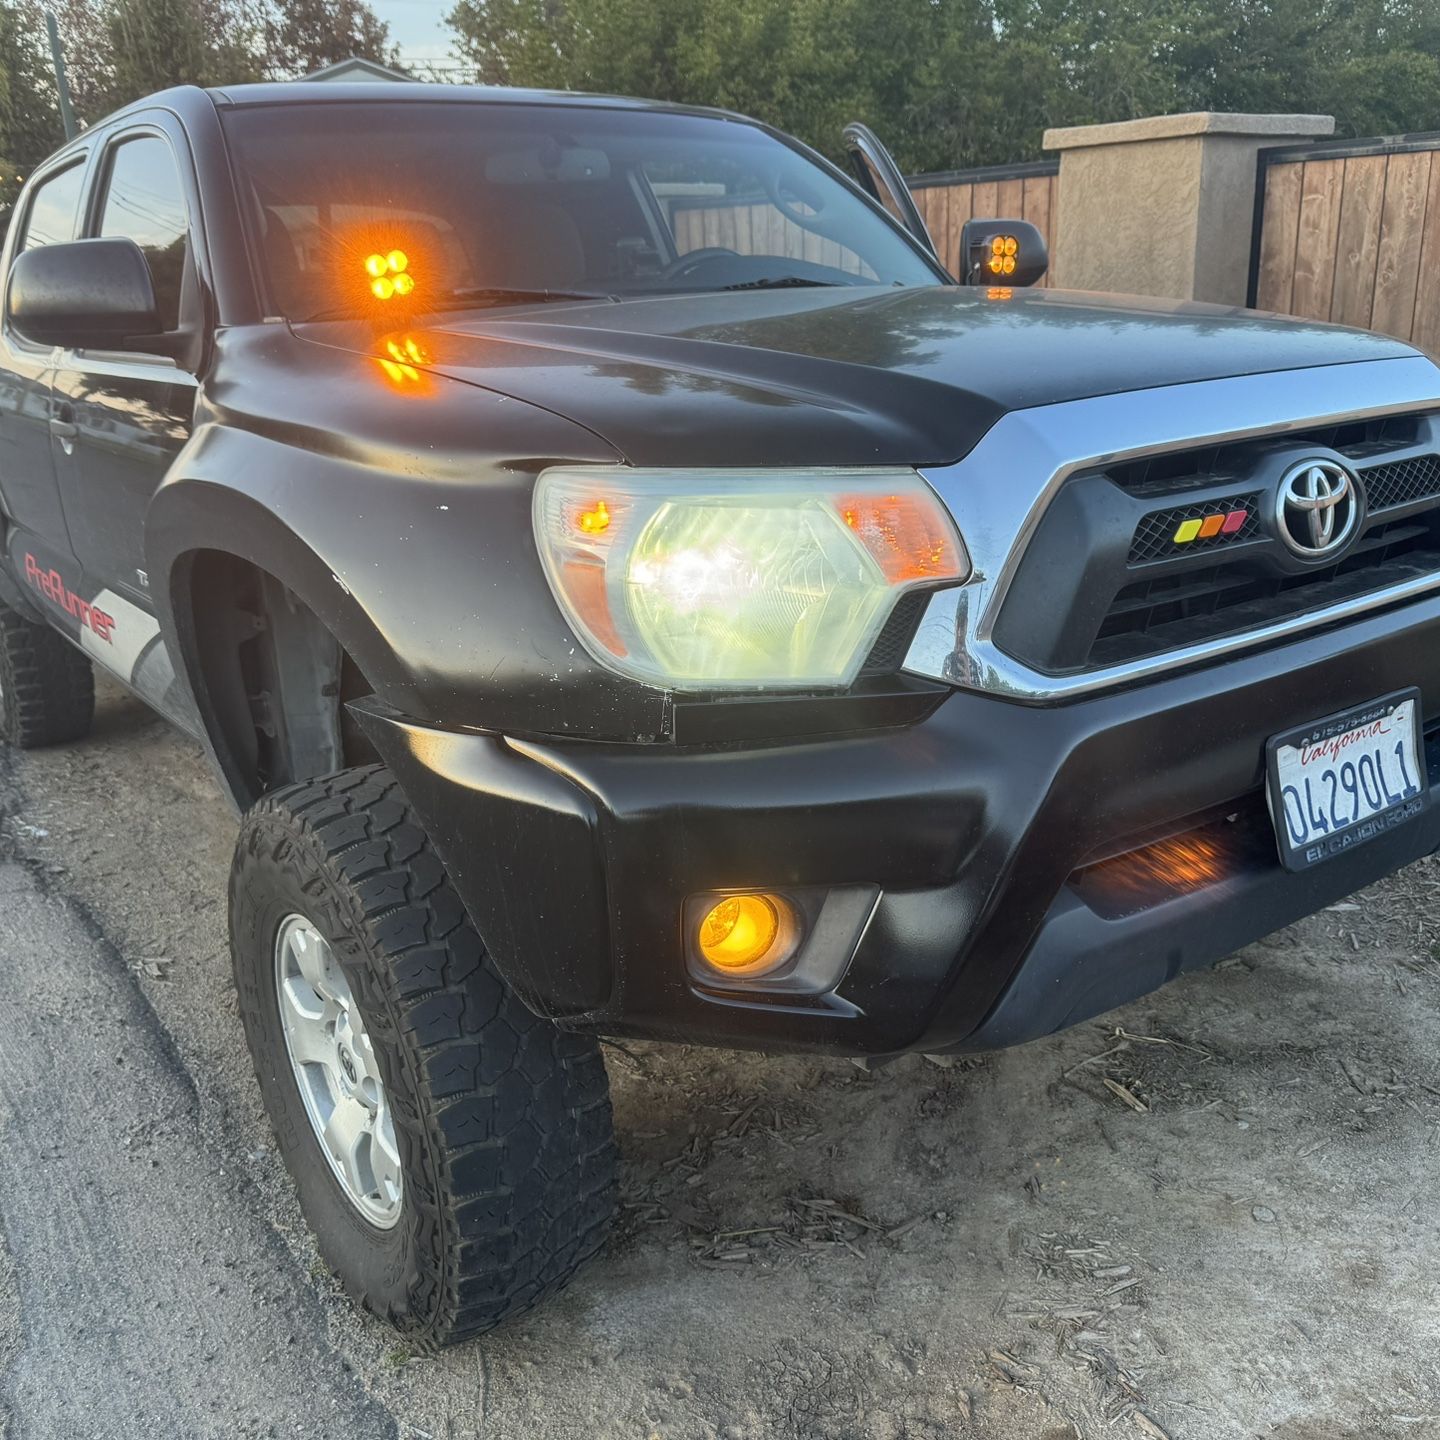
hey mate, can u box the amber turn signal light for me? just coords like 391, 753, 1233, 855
696, 893, 798, 977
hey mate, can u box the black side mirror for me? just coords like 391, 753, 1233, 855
6, 237, 161, 348
957, 219, 1048, 287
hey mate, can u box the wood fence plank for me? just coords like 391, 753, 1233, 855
971, 179, 999, 220
1409, 158, 1440, 357
1255, 160, 1302, 313
1291, 159, 1343, 321
912, 189, 934, 237
732, 204, 753, 256
996, 177, 1024, 219
1371, 150, 1432, 340
946, 184, 972, 277
1332, 154, 1388, 329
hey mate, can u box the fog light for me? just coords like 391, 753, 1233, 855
696, 893, 797, 977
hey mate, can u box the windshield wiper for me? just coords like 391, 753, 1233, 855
440, 286, 617, 307
717, 276, 849, 292
295, 286, 614, 323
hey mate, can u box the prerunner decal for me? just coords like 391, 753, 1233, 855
7, 537, 196, 734
24, 552, 116, 643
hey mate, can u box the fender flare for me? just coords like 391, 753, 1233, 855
146, 425, 415, 807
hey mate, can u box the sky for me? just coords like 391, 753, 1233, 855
370, 0, 457, 70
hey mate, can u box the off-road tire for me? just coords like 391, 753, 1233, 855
0, 602, 95, 748
229, 765, 618, 1346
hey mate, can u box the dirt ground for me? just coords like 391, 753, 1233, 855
2, 674, 1440, 1440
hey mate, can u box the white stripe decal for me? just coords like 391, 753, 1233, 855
80, 588, 161, 684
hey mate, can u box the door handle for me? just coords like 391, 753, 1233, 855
50, 401, 77, 446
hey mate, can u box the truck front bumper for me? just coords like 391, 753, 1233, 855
354, 593, 1440, 1058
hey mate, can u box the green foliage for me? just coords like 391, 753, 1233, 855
445, 0, 1440, 171
0, 0, 394, 172
7, 0, 1440, 215
106, 0, 262, 99
0, 0, 62, 220
265, 0, 399, 78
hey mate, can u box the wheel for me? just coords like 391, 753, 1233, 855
229, 765, 618, 1346
0, 601, 95, 748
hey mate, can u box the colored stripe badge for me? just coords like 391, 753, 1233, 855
1174, 508, 1249, 544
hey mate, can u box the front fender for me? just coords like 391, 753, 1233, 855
146, 326, 678, 781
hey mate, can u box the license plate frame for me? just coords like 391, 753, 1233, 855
1265, 688, 1427, 873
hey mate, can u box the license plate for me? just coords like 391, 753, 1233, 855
1266, 689, 1427, 872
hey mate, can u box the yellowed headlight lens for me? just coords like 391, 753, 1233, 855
533, 467, 968, 692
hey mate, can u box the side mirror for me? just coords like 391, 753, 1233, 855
957, 219, 1048, 287
6, 237, 161, 349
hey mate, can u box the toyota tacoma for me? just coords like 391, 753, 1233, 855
2, 82, 1438, 1345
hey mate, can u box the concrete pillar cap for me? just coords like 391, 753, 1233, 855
1043, 111, 1335, 151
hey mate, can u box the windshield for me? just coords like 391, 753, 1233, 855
219, 101, 942, 322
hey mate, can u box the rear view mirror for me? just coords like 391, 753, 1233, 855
6, 237, 161, 348
958, 219, 1048, 287
485, 145, 611, 184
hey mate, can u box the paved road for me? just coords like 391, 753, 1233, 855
0, 843, 392, 1440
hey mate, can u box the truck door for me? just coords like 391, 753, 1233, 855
50, 122, 199, 610
0, 154, 89, 565
841, 122, 938, 260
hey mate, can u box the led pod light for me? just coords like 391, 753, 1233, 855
533, 468, 968, 691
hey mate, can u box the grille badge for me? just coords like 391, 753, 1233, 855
1275, 458, 1361, 559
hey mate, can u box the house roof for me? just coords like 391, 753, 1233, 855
302, 57, 414, 83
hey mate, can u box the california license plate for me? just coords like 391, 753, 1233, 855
1266, 690, 1427, 872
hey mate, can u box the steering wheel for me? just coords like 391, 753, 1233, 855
661, 247, 741, 281
769, 174, 830, 227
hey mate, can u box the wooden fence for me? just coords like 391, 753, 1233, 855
1250, 133, 1440, 351
670, 199, 878, 278
908, 161, 1059, 283
664, 159, 1059, 285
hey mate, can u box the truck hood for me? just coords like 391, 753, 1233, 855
299, 285, 1417, 469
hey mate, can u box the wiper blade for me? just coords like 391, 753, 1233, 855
294, 287, 614, 323
440, 286, 616, 307
718, 276, 847, 292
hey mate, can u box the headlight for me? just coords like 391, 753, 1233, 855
533, 467, 968, 691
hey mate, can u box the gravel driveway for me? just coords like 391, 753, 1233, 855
1, 675, 1438, 1440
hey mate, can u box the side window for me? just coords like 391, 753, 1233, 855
97, 136, 189, 331
20, 162, 86, 253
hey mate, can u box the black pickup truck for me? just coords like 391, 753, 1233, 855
3, 81, 1439, 1346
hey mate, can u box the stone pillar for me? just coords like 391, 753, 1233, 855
1042, 112, 1335, 304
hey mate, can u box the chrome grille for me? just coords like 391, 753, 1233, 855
990, 408, 1440, 679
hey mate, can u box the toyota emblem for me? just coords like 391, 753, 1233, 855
1275, 458, 1361, 559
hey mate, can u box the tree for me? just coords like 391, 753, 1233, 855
41, 0, 114, 124
444, 0, 1440, 173
264, 0, 399, 77
0, 0, 62, 219
106, 0, 265, 105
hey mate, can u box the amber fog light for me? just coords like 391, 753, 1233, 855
695, 893, 799, 978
